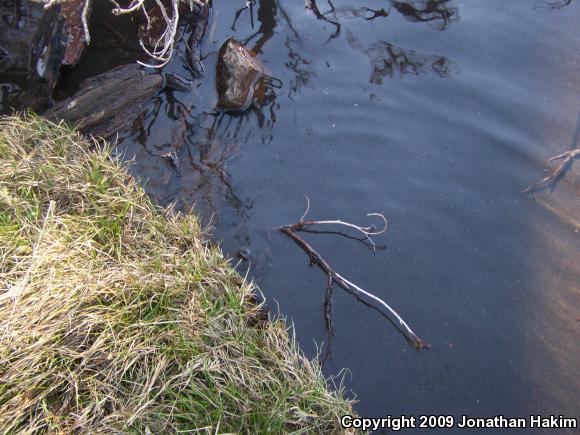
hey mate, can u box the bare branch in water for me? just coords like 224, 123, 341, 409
294, 197, 388, 251
522, 148, 580, 193
280, 205, 428, 364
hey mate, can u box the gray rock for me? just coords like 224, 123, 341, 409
215, 38, 263, 112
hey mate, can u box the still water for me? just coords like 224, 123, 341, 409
66, 0, 580, 432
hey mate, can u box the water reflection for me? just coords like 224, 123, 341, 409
112, 0, 286, 219
306, 0, 458, 42
306, 0, 341, 42
211, 74, 280, 144
125, 100, 256, 224
306, 0, 390, 43
231, 1, 256, 31
534, 0, 573, 11
391, 0, 459, 30
180, 136, 255, 221
131, 97, 163, 145
284, 37, 315, 99
240, 0, 277, 54
347, 31, 456, 83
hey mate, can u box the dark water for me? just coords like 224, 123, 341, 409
66, 0, 580, 432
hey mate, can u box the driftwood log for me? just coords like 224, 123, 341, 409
0, 1, 63, 112
44, 64, 162, 139
61, 0, 90, 68
0, 0, 89, 113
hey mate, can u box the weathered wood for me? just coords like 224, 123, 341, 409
61, 0, 89, 67
0, 0, 66, 112
45, 64, 162, 139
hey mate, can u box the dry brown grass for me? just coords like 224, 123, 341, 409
0, 114, 354, 433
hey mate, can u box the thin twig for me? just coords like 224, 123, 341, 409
522, 148, 580, 193
299, 228, 385, 251
299, 196, 311, 222
294, 197, 388, 251
332, 271, 424, 348
280, 214, 428, 363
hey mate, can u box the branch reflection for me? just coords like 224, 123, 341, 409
306, 0, 459, 42
240, 0, 277, 54
347, 31, 457, 83
284, 37, 315, 99
534, 0, 573, 11
391, 0, 459, 30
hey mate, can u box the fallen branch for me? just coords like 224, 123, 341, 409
522, 148, 580, 193
294, 197, 387, 251
279, 201, 428, 363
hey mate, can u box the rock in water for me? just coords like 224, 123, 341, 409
215, 38, 263, 112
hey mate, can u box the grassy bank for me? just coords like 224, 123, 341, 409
0, 114, 353, 433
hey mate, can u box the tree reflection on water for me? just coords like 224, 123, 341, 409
347, 31, 457, 84
306, 0, 459, 40
125, 0, 460, 226
534, 0, 573, 11
391, 0, 459, 30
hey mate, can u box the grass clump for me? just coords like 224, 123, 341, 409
0, 114, 354, 433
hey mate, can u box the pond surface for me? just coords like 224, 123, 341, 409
66, 0, 579, 431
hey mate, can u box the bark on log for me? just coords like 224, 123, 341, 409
61, 0, 89, 67
0, 0, 66, 112
45, 64, 162, 139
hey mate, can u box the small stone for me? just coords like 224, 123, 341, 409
215, 38, 263, 112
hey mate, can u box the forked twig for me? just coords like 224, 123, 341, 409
522, 148, 580, 193
293, 198, 388, 251
279, 200, 428, 364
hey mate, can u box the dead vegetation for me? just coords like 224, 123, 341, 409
37, 0, 208, 68
279, 200, 428, 364
522, 148, 580, 193
0, 114, 354, 433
